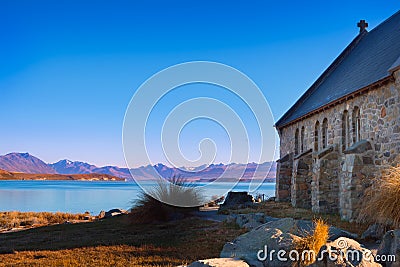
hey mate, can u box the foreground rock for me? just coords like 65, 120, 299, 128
312, 237, 381, 267
186, 258, 249, 267
220, 218, 299, 267
377, 229, 400, 267
225, 215, 358, 240
220, 218, 360, 266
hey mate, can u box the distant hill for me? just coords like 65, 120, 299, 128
130, 162, 276, 181
0, 168, 125, 181
0, 153, 56, 174
0, 152, 276, 182
50, 159, 131, 178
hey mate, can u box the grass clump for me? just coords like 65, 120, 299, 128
357, 166, 400, 228
292, 218, 329, 266
130, 176, 203, 224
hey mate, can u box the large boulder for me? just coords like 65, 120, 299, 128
219, 192, 254, 210
187, 258, 249, 267
377, 229, 400, 267
225, 216, 357, 239
220, 218, 299, 267
293, 219, 358, 241
312, 237, 381, 267
220, 218, 360, 266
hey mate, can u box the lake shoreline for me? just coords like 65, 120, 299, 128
0, 180, 276, 214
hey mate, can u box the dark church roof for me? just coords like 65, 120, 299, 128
275, 10, 400, 128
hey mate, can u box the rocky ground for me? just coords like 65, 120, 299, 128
183, 193, 399, 267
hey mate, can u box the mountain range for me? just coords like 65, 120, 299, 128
0, 152, 276, 182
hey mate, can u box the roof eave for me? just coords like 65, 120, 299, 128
274, 75, 394, 129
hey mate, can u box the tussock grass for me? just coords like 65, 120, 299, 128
0, 211, 87, 230
130, 176, 203, 224
292, 218, 329, 266
357, 166, 400, 228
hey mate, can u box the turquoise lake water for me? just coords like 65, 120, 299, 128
0, 181, 276, 214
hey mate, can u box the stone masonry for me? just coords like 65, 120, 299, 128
276, 70, 400, 221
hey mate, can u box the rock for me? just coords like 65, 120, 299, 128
236, 214, 250, 228
243, 221, 263, 231
98, 210, 106, 219
225, 215, 357, 240
220, 220, 298, 267
264, 216, 280, 223
224, 213, 280, 228
377, 229, 400, 267
236, 213, 266, 229
104, 208, 127, 218
361, 224, 386, 241
271, 219, 358, 241
225, 214, 237, 224
219, 192, 254, 210
259, 217, 298, 233
312, 237, 381, 267
328, 226, 358, 241
187, 258, 249, 267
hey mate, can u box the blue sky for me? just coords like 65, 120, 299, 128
1, 1, 399, 167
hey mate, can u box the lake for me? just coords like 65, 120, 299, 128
0, 180, 276, 214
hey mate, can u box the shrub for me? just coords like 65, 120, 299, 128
292, 218, 329, 266
357, 166, 400, 228
130, 176, 203, 224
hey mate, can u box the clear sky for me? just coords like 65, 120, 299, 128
1, 1, 399, 167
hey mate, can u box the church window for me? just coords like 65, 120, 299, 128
352, 106, 361, 144
322, 118, 328, 149
301, 126, 305, 153
314, 121, 320, 151
342, 110, 350, 151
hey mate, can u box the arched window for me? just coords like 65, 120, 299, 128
314, 121, 320, 151
295, 128, 299, 155
342, 110, 350, 151
352, 106, 361, 144
301, 126, 305, 153
322, 118, 328, 149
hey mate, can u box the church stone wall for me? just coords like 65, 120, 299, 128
291, 150, 312, 209
276, 70, 400, 220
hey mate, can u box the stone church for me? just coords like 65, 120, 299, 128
275, 10, 400, 221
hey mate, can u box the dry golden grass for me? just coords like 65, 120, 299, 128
0, 245, 182, 267
292, 218, 330, 267
0, 215, 245, 266
358, 166, 400, 228
0, 211, 88, 230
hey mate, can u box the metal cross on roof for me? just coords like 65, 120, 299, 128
357, 20, 368, 33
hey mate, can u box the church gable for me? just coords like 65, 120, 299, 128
276, 10, 400, 129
